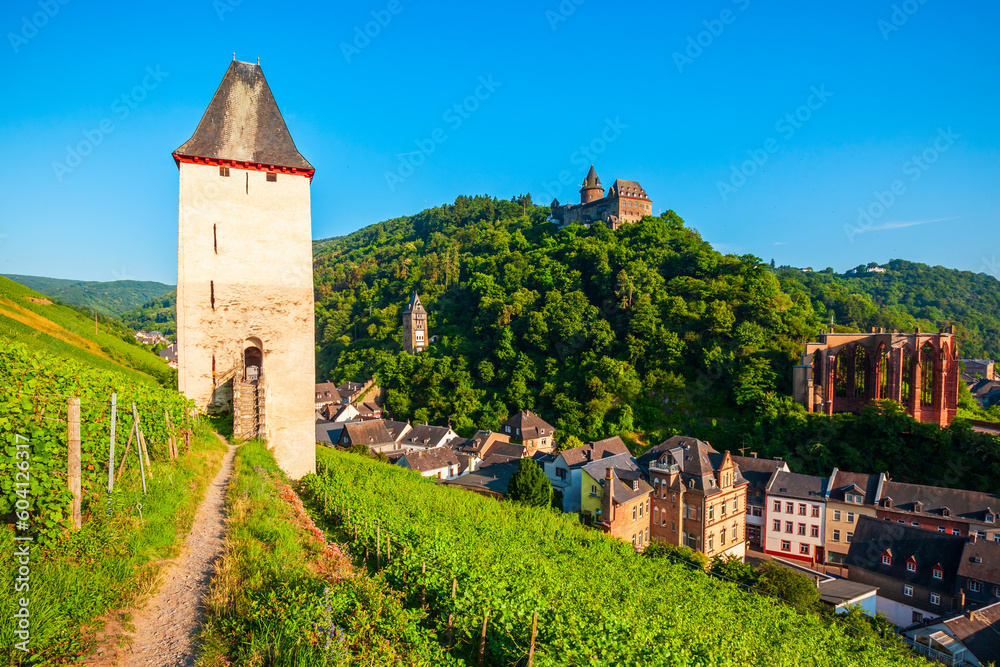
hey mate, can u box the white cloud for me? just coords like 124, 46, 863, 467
863, 216, 955, 232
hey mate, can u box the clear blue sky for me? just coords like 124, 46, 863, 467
1, 0, 997, 285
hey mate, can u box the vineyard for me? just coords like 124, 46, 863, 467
302, 448, 922, 667
0, 338, 224, 664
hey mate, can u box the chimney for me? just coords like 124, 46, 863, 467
602, 467, 615, 525
969, 533, 978, 544
751, 452, 758, 458
958, 589, 966, 611
965, 608, 976, 622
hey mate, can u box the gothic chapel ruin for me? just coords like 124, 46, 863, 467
173, 60, 316, 478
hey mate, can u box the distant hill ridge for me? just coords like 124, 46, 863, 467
3, 274, 174, 318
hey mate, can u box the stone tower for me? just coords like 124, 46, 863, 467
580, 164, 603, 204
402, 292, 427, 353
173, 60, 316, 479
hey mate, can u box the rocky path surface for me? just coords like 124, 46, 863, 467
94, 436, 237, 667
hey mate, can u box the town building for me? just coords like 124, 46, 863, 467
732, 455, 789, 549
641, 436, 748, 560
578, 452, 640, 525
873, 476, 1000, 542
960, 359, 995, 383
453, 430, 526, 462
543, 436, 631, 513
174, 59, 316, 478
600, 466, 653, 551
792, 330, 960, 427
501, 410, 557, 456
402, 292, 428, 353
549, 165, 653, 231
396, 423, 460, 450
337, 420, 397, 454
824, 469, 880, 567
959, 537, 1000, 608
902, 602, 1000, 667
847, 516, 967, 626
442, 458, 520, 499
763, 470, 828, 565
397, 447, 468, 480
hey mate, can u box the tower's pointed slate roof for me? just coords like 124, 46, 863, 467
403, 292, 425, 315
174, 60, 313, 171
580, 164, 602, 189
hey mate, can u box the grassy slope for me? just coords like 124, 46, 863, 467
0, 421, 227, 666
2, 275, 174, 318
0, 276, 170, 386
302, 448, 921, 667
196, 441, 459, 667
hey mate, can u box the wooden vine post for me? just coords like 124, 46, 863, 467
446, 577, 457, 645
132, 403, 153, 479
107, 393, 117, 494
527, 611, 538, 667
421, 561, 427, 608
376, 524, 382, 569
478, 612, 489, 667
67, 397, 82, 530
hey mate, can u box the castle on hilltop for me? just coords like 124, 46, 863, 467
549, 165, 652, 230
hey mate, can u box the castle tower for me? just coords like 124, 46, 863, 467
579, 164, 604, 204
402, 292, 427, 353
173, 60, 316, 478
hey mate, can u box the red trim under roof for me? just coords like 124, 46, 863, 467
172, 153, 315, 181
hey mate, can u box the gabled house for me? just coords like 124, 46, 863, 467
397, 447, 467, 480
641, 436, 748, 560
315, 382, 340, 409
395, 424, 459, 450
543, 436, 631, 512
337, 420, 397, 454
442, 458, 520, 499
824, 469, 880, 566
902, 601, 1000, 667
453, 430, 526, 460
501, 410, 557, 456
599, 466, 653, 550
732, 455, 789, 549
874, 477, 1000, 542
846, 516, 967, 626
764, 470, 828, 565
957, 537, 1000, 607
382, 419, 412, 442
578, 452, 640, 525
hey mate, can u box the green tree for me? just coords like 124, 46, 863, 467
644, 541, 710, 570
507, 458, 552, 507
756, 561, 822, 611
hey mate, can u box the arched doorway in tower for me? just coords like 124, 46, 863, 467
243, 337, 263, 383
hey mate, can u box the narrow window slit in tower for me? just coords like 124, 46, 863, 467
245, 172, 248, 194
213, 224, 218, 254
210, 280, 215, 310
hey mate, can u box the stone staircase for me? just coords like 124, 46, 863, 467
233, 374, 266, 440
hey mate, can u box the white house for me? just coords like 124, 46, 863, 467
764, 470, 828, 565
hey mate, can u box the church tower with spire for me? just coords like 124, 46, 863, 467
173, 59, 316, 479
402, 292, 427, 353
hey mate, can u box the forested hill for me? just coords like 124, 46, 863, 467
776, 262, 1000, 359
313, 195, 820, 441
3, 274, 174, 318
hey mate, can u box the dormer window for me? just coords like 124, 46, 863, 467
883, 497, 893, 508
914, 501, 923, 513
932, 565, 943, 580
882, 551, 893, 566
906, 557, 917, 573
941, 508, 951, 517
986, 512, 995, 524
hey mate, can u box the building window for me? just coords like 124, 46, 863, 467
219, 165, 230, 176
799, 503, 807, 516
773, 519, 781, 531
646, 500, 650, 515
969, 581, 983, 593
847, 512, 855, 523
786, 502, 794, 514
930, 593, 941, 605
633, 506, 637, 521
654, 507, 659, 524
708, 505, 714, 521
811, 506, 820, 518
911, 522, 920, 527
774, 500, 781, 512
912, 611, 923, 624
751, 506, 762, 517
800, 544, 810, 555
882, 553, 892, 566
721, 528, 727, 545
846, 532, 853, 543
733, 497, 739, 512
903, 585, 913, 597
798, 523, 806, 536
632, 535, 636, 546
707, 535, 714, 552
671, 493, 676, 502
833, 529, 841, 542
646, 528, 649, 543
834, 510, 841, 521
721, 500, 728, 516
938, 526, 946, 533
591, 485, 597, 495
266, 172, 277, 182
638, 503, 643, 518
811, 525, 819, 538
906, 560, 916, 573
671, 521, 676, 532
951, 529, 961, 536
898, 519, 905, 524
786, 521, 793, 533
932, 567, 943, 580
781, 540, 791, 552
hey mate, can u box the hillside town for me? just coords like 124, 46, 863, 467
311, 300, 1000, 667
